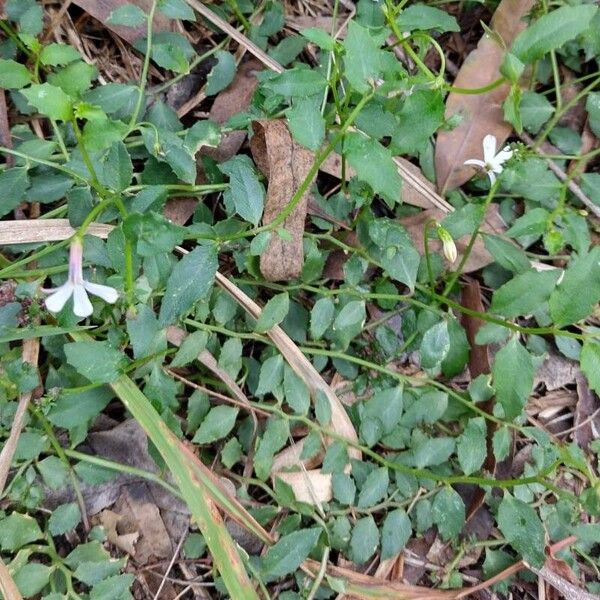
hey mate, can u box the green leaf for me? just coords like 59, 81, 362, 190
497, 494, 545, 567
349, 516, 379, 564
158, 244, 218, 326
14, 563, 53, 598
254, 418, 289, 480
491, 269, 561, 317
586, 92, 600, 138
381, 509, 411, 559
581, 342, 600, 396
49, 502, 81, 535
47, 388, 112, 429
0, 512, 43, 551
456, 418, 487, 476
493, 426, 511, 462
184, 120, 221, 153
192, 405, 239, 444
511, 4, 598, 63
0, 58, 32, 88
0, 167, 30, 218
89, 574, 135, 600
362, 386, 403, 435
64, 341, 128, 384
301, 27, 335, 51
332, 473, 356, 505
549, 247, 600, 327
482, 234, 530, 274
124, 211, 184, 257
99, 140, 133, 192
322, 440, 349, 474
420, 319, 450, 369
21, 83, 73, 121
255, 293, 290, 333
310, 297, 335, 340
40, 43, 81, 66
107, 4, 147, 26
432, 487, 465, 541
206, 50, 236, 95
332, 300, 366, 350
503, 85, 522, 134
406, 435, 455, 469
397, 4, 459, 32
48, 60, 97, 97
343, 21, 383, 93
492, 338, 534, 420
357, 467, 389, 507
152, 43, 189, 73
345, 132, 402, 207
158, 0, 196, 20
283, 365, 309, 414
171, 330, 208, 367
256, 355, 284, 395
261, 528, 321, 577
262, 68, 328, 98
520, 91, 554, 135
219, 155, 265, 225
506, 207, 549, 239
221, 437, 242, 469
286, 96, 325, 151
37, 456, 69, 489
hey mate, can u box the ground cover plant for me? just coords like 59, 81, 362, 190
0, 0, 599, 598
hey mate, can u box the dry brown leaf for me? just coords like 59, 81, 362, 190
574, 373, 600, 450
203, 59, 263, 163
71, 0, 175, 44
400, 204, 506, 273
435, 0, 536, 194
96, 509, 140, 556
250, 120, 315, 281
0, 556, 23, 600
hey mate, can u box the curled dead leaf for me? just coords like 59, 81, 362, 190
250, 119, 315, 281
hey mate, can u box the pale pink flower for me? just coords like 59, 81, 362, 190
44, 239, 118, 317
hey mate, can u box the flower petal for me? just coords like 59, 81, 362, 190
494, 147, 513, 164
72, 284, 94, 318
482, 135, 497, 163
44, 282, 74, 313
487, 171, 497, 185
84, 281, 119, 304
464, 159, 486, 168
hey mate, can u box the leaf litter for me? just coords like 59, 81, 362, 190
0, 0, 599, 598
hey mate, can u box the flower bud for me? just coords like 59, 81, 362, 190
436, 225, 457, 263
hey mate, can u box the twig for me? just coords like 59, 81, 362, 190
0, 338, 40, 495
153, 528, 189, 600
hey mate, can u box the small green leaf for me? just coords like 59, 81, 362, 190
254, 418, 289, 480
520, 91, 554, 134
107, 4, 147, 26
49, 502, 81, 535
497, 494, 545, 567
219, 155, 265, 225
331, 300, 366, 350
0, 58, 32, 88
64, 341, 128, 384
491, 269, 561, 317
332, 473, 356, 505
0, 512, 43, 551
322, 440, 348, 473
286, 96, 325, 151
0, 167, 30, 218
255, 293, 290, 333
89, 574, 135, 600
192, 405, 239, 444
310, 297, 335, 340
511, 5, 598, 63
158, 0, 196, 20
40, 43, 81, 66
37, 456, 69, 489
262, 68, 327, 98
301, 27, 335, 50
21, 83, 73, 121
343, 21, 383, 92
432, 487, 465, 541
14, 563, 53, 598
221, 437, 242, 469
345, 132, 402, 207
397, 4, 459, 32
381, 509, 411, 559
99, 140, 133, 192
357, 467, 389, 507
456, 418, 487, 476
549, 247, 600, 327
420, 320, 450, 369
493, 426, 511, 462
171, 331, 208, 367
349, 516, 379, 564
256, 355, 284, 395
158, 245, 218, 326
261, 528, 321, 577
283, 365, 309, 415
492, 338, 534, 420
581, 342, 600, 396
206, 50, 236, 95
586, 93, 600, 138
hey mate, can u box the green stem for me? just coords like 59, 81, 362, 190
446, 77, 506, 95
129, 0, 158, 131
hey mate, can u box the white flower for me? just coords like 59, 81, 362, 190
44, 239, 118, 318
464, 134, 513, 185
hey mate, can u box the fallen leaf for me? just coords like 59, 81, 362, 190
574, 373, 600, 450
204, 59, 263, 163
400, 204, 506, 273
435, 0, 536, 193
250, 119, 315, 281
96, 509, 140, 556
71, 0, 175, 44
